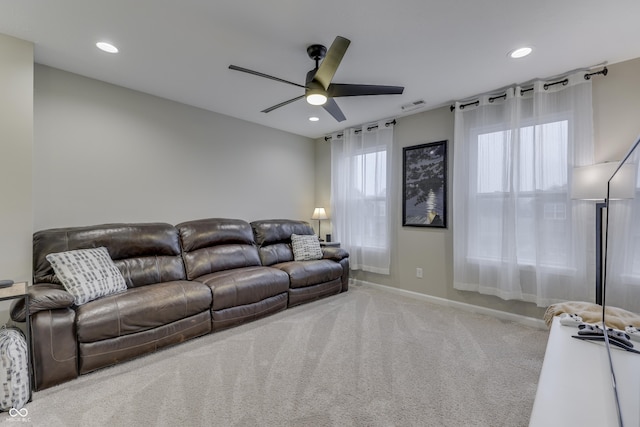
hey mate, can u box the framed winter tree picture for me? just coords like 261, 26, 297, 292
402, 140, 448, 228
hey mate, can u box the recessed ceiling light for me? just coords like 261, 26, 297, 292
309, 116, 320, 122
96, 42, 118, 53
509, 47, 532, 59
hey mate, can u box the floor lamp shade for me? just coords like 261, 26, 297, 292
311, 207, 328, 240
572, 162, 636, 200
571, 162, 619, 201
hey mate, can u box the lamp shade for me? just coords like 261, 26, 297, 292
572, 162, 636, 201
311, 207, 328, 220
571, 163, 619, 200
609, 163, 637, 200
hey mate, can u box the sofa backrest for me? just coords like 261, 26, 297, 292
176, 218, 261, 280
33, 223, 187, 288
250, 219, 315, 266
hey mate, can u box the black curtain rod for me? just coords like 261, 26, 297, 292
584, 66, 608, 80
449, 100, 478, 112
450, 66, 608, 112
543, 78, 568, 90
488, 94, 507, 103
324, 119, 396, 141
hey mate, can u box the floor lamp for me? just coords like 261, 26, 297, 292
572, 163, 620, 305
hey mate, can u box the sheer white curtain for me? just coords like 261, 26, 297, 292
331, 120, 394, 274
606, 142, 640, 312
453, 72, 595, 307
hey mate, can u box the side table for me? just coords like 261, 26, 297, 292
0, 282, 32, 403
320, 242, 341, 248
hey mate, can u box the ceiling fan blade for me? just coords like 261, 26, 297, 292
261, 95, 305, 113
328, 83, 405, 97
229, 65, 306, 89
314, 36, 351, 90
323, 98, 346, 122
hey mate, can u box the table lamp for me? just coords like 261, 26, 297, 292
311, 207, 328, 241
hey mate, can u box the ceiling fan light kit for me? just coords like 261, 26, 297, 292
305, 79, 328, 105
229, 36, 404, 122
306, 93, 327, 105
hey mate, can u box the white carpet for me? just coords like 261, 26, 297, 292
2, 284, 548, 426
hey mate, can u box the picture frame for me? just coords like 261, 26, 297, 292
402, 140, 448, 228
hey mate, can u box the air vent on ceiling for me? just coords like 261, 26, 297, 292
401, 99, 426, 112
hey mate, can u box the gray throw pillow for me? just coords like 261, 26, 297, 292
291, 234, 323, 261
45, 247, 127, 305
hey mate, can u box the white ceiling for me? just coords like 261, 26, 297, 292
2, 1, 640, 139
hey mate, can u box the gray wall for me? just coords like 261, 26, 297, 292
315, 56, 640, 319
0, 34, 33, 284
593, 57, 640, 163
34, 65, 315, 230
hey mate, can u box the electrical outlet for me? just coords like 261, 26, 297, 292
416, 268, 423, 278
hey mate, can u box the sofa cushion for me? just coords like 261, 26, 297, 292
251, 219, 315, 246
76, 281, 212, 343
274, 260, 343, 289
46, 247, 127, 306
177, 218, 256, 251
251, 220, 316, 266
254, 243, 294, 266
177, 218, 262, 280
195, 266, 289, 311
34, 223, 187, 288
291, 234, 322, 261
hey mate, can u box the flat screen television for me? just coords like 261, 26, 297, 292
602, 134, 640, 426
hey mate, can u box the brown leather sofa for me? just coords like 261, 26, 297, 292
11, 218, 349, 391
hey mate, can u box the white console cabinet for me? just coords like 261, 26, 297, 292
530, 317, 640, 426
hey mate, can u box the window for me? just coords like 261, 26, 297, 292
453, 73, 594, 307
352, 150, 387, 249
473, 120, 570, 267
331, 122, 395, 274
476, 120, 568, 194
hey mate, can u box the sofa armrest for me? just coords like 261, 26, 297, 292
10, 283, 75, 322
322, 247, 349, 262
31, 308, 79, 390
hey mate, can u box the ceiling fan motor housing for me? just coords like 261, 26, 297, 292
306, 44, 327, 61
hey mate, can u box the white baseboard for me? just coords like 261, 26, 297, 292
351, 279, 547, 330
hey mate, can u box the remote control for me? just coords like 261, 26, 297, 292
0, 279, 14, 288
625, 325, 640, 342
559, 313, 584, 327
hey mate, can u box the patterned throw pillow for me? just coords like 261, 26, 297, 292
291, 234, 323, 261
45, 247, 127, 305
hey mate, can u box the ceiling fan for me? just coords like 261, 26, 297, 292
229, 36, 404, 122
